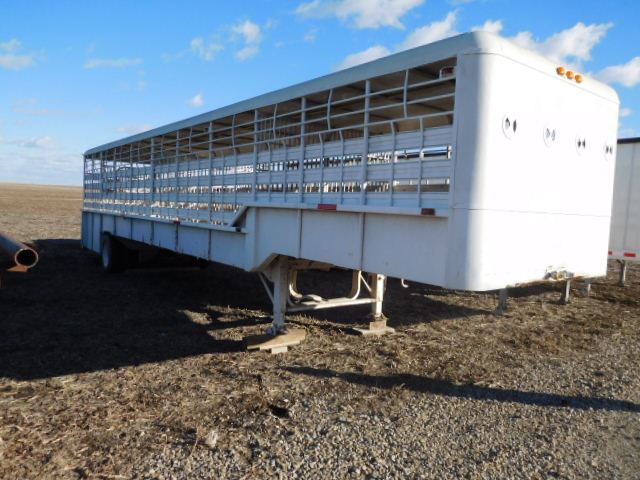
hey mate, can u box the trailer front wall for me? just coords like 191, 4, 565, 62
446, 43, 618, 290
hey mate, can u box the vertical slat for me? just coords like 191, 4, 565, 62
298, 97, 306, 203
389, 122, 397, 206
360, 79, 371, 205
175, 132, 180, 219
150, 138, 156, 217
208, 122, 214, 223
253, 110, 259, 202
417, 117, 425, 207
129, 146, 133, 214
403, 69, 409, 119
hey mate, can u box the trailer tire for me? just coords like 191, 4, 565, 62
101, 234, 126, 273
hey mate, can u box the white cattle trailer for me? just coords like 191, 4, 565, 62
609, 137, 640, 285
82, 32, 619, 338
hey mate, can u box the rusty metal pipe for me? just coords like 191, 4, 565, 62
0, 232, 39, 271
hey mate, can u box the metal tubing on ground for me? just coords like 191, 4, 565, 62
0, 232, 39, 271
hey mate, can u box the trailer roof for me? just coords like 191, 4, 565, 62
618, 137, 640, 145
85, 31, 618, 156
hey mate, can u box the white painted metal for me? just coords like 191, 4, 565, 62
609, 138, 640, 264
82, 32, 619, 297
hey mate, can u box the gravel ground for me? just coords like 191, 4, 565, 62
1, 183, 639, 479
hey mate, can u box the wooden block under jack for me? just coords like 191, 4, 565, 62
244, 328, 307, 354
353, 319, 396, 336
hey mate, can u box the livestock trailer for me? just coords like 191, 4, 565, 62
82, 32, 619, 339
609, 137, 640, 285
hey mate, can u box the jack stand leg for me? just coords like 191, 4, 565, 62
560, 279, 571, 305
267, 257, 289, 336
619, 261, 628, 287
495, 288, 508, 315
581, 279, 592, 297
246, 257, 306, 354
354, 273, 395, 336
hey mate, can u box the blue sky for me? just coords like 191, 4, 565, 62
1, 0, 639, 186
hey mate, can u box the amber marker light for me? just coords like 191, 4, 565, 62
566, 70, 575, 80
556, 66, 566, 76
575, 74, 583, 83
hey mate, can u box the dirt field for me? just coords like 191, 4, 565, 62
1, 183, 639, 479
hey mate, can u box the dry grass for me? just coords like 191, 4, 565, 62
0, 183, 639, 479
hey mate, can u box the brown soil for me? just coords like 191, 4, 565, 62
1, 183, 639, 479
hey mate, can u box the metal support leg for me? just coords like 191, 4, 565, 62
354, 273, 394, 336
560, 279, 571, 305
371, 273, 385, 319
619, 261, 628, 287
581, 279, 592, 297
246, 257, 307, 353
267, 257, 290, 335
496, 288, 508, 315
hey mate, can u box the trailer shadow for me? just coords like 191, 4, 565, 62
285, 366, 640, 413
1, 239, 499, 381
0, 239, 259, 381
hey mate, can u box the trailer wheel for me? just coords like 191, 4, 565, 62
101, 234, 126, 273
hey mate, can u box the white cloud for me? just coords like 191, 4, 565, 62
511, 22, 612, 67
398, 11, 459, 51
190, 37, 224, 61
0, 38, 36, 71
0, 53, 35, 71
84, 58, 143, 69
336, 10, 458, 69
232, 20, 263, 60
619, 107, 632, 118
12, 98, 72, 117
471, 19, 503, 35
296, 0, 424, 29
233, 20, 263, 44
24, 136, 55, 149
188, 93, 204, 107
235, 45, 260, 61
116, 124, 153, 135
0, 38, 21, 52
336, 45, 391, 70
304, 29, 318, 42
0, 148, 81, 186
0, 135, 55, 149
337, 15, 617, 76
596, 56, 640, 88
618, 126, 637, 138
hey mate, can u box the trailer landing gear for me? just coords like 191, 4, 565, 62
353, 274, 395, 336
559, 279, 571, 305
618, 260, 628, 287
495, 288, 509, 315
245, 257, 392, 353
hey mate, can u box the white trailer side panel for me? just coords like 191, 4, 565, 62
610, 139, 640, 262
